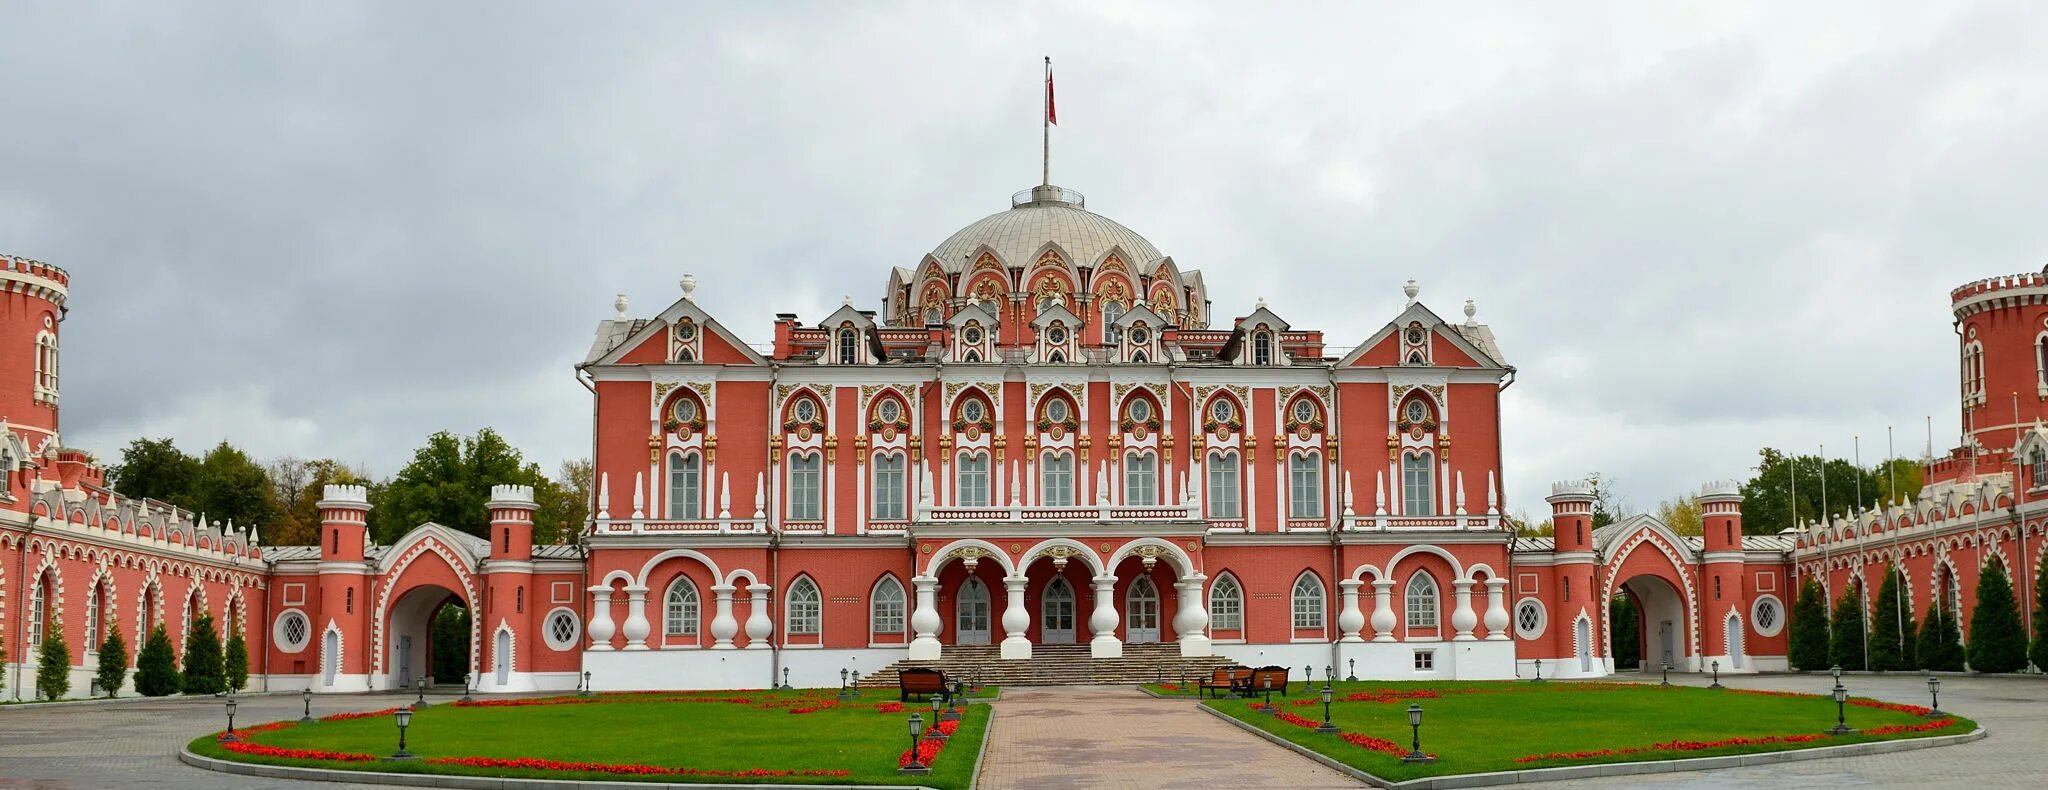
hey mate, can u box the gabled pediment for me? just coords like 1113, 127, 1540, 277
585, 287, 770, 367
1113, 303, 1166, 329
949, 299, 1000, 328
1337, 301, 1505, 370
1236, 303, 1290, 334
1031, 302, 1081, 330
819, 301, 876, 331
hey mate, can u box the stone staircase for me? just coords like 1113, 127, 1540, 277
856, 643, 1239, 688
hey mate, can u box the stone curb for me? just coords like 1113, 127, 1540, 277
966, 706, 995, 790
1196, 704, 1987, 790
180, 747, 945, 790
1, 689, 305, 711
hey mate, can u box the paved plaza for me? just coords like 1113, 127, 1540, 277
0, 674, 2042, 789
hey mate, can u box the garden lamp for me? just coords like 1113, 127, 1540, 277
942, 680, 963, 721
1925, 674, 1943, 717
838, 668, 855, 700
1303, 664, 1313, 684
1660, 662, 1671, 686
1348, 658, 1357, 682
580, 670, 592, 697
1316, 685, 1338, 733
1829, 680, 1856, 735
1261, 675, 1275, 714
221, 697, 240, 742
1532, 657, 1543, 683
1402, 703, 1434, 763
1156, 667, 1163, 685
300, 688, 315, 723
1831, 665, 1842, 682
1710, 660, 1723, 689
389, 705, 417, 760
928, 695, 948, 740
900, 714, 929, 775
1325, 664, 1335, 685
782, 667, 791, 690
460, 672, 474, 704
414, 677, 430, 708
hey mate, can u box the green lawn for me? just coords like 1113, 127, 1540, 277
1150, 680, 1974, 782
189, 688, 992, 789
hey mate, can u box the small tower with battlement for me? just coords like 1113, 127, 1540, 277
487, 484, 538, 561
1, 254, 69, 449
1699, 480, 1749, 670
1949, 268, 2048, 455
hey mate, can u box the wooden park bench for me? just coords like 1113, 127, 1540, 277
1201, 666, 1253, 698
898, 667, 951, 702
1248, 665, 1292, 697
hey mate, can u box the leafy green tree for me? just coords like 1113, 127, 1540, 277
0, 633, 6, 692
1829, 582, 1868, 670
36, 627, 71, 700
1586, 472, 1630, 528
370, 429, 571, 542
1739, 448, 1887, 535
1867, 567, 1914, 671
191, 442, 278, 533
1966, 561, 2028, 673
134, 625, 180, 696
1609, 594, 1641, 670
95, 624, 129, 697
2033, 557, 2048, 672
535, 458, 593, 545
180, 614, 226, 694
1871, 458, 1923, 505
1917, 600, 1965, 671
107, 437, 201, 508
1789, 577, 1831, 670
268, 456, 371, 546
431, 604, 472, 682
224, 629, 250, 693
1656, 496, 1702, 537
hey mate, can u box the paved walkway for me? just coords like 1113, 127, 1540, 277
976, 685, 1360, 789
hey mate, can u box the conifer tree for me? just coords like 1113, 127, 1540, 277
181, 613, 226, 694
1917, 601, 1965, 671
1, 633, 7, 693
1788, 577, 1831, 670
134, 624, 180, 696
224, 629, 250, 694
1966, 561, 2027, 673
96, 624, 129, 698
1867, 567, 1912, 671
36, 625, 72, 700
1829, 583, 1867, 671
2031, 557, 2048, 672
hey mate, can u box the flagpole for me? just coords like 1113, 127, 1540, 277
1854, 435, 1867, 671
1042, 56, 1051, 187
1890, 426, 1904, 659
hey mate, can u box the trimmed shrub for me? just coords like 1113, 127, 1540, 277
96, 625, 129, 698
1917, 602, 1965, 671
1789, 577, 1831, 671
181, 613, 226, 695
224, 629, 250, 694
1867, 567, 1914, 671
1609, 594, 1641, 670
2032, 557, 2048, 672
36, 629, 71, 700
1966, 561, 2028, 673
134, 624, 180, 696
1828, 583, 1867, 671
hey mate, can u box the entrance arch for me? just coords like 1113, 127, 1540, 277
372, 529, 483, 691
1617, 575, 1689, 671
387, 584, 468, 690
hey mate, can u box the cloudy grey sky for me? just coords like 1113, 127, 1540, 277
6, 2, 2047, 521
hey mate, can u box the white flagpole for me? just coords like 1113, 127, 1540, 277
1890, 425, 1905, 659
1042, 56, 1051, 187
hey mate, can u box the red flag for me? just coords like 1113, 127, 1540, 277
1046, 66, 1057, 125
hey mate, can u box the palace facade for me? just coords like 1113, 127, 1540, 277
11, 184, 2034, 698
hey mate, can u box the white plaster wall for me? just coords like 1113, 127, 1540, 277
776, 648, 909, 690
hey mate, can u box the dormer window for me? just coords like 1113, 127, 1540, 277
964, 324, 985, 345
1404, 327, 1424, 345
1047, 323, 1067, 345
1252, 332, 1273, 365
837, 327, 858, 364
2033, 446, 2047, 488
1130, 324, 1150, 345
1103, 302, 1125, 343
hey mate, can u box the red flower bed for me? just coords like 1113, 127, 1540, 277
321, 707, 403, 722
876, 702, 905, 713
1339, 732, 1417, 759
1848, 698, 1934, 716
1273, 711, 1321, 729
1865, 718, 1957, 735
786, 701, 839, 714
1515, 732, 1834, 764
1158, 683, 1181, 691
220, 738, 377, 762
1341, 689, 1442, 704
899, 737, 946, 768
425, 756, 849, 778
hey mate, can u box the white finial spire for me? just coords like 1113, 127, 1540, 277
1255, 296, 1268, 310
614, 293, 629, 318
1463, 299, 1478, 326
680, 274, 698, 300
842, 294, 853, 307
1403, 279, 1420, 304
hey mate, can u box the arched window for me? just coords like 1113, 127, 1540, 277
85, 578, 102, 650
1288, 453, 1322, 519
1124, 453, 1157, 506
787, 578, 822, 636
837, 328, 859, 364
872, 453, 906, 520
34, 330, 59, 399
1103, 302, 1124, 343
1041, 452, 1074, 507
664, 577, 699, 637
1402, 452, 1435, 516
871, 576, 906, 639
957, 453, 990, 507
1209, 574, 1243, 631
1291, 573, 1325, 630
140, 585, 158, 635
2033, 446, 2047, 489
667, 452, 702, 520
924, 306, 943, 325
1252, 332, 1273, 365
27, 570, 50, 647
1405, 573, 1439, 631
1207, 452, 1241, 519
788, 454, 823, 520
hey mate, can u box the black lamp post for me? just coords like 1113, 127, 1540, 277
852, 670, 862, 692
1660, 662, 1671, 686
1924, 673, 1943, 718
414, 677, 430, 708
899, 714, 929, 775
460, 672, 474, 704
1303, 664, 1313, 686
927, 696, 948, 740
942, 680, 963, 721
839, 668, 853, 700
1260, 675, 1276, 714
1829, 677, 1856, 735
579, 670, 592, 697
1155, 667, 1164, 686
1532, 657, 1544, 683
781, 667, 792, 690
221, 697, 240, 742
1710, 660, 1723, 689
1325, 664, 1334, 686
1316, 685, 1338, 734
300, 688, 315, 723
1347, 658, 1357, 682
388, 705, 417, 760
1402, 703, 1434, 763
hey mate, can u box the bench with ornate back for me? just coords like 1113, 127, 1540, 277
898, 667, 950, 702
1199, 666, 1254, 699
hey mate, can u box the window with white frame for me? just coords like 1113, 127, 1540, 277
275, 610, 310, 653
85, 581, 101, 650
1103, 302, 1124, 343
1209, 574, 1243, 631
1402, 452, 1435, 516
1751, 594, 1785, 638
27, 571, 48, 647
1207, 452, 1240, 518
789, 454, 822, 520
1252, 332, 1273, 365
871, 577, 906, 638
1288, 453, 1322, 519
872, 454, 905, 520
1041, 452, 1074, 507
837, 328, 858, 364
1413, 650, 1436, 671
788, 578, 822, 635
1291, 574, 1325, 630
543, 609, 581, 651
1405, 573, 1439, 631
667, 452, 702, 519
34, 329, 58, 400
2033, 446, 2047, 489
1124, 453, 1156, 506
957, 453, 990, 507
665, 578, 700, 636
1514, 598, 1546, 639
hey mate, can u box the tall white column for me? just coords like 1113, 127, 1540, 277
620, 585, 651, 651
1173, 574, 1212, 657
745, 583, 774, 649
710, 584, 739, 649
1089, 574, 1123, 658
585, 585, 617, 651
1337, 579, 1366, 643
1451, 579, 1478, 641
1483, 578, 1511, 641
1370, 579, 1396, 642
1000, 575, 1032, 659
909, 576, 943, 660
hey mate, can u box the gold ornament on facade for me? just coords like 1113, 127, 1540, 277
1097, 543, 1112, 554
955, 546, 989, 573
1184, 540, 1199, 552
992, 435, 1006, 463
824, 436, 839, 463
1386, 433, 1400, 461
1078, 435, 1091, 464
1136, 544, 1162, 571
768, 436, 784, 464
1163, 435, 1174, 464
1009, 543, 1022, 554
704, 435, 718, 464
852, 435, 869, 464
1045, 545, 1076, 571
646, 434, 662, 464
909, 435, 923, 462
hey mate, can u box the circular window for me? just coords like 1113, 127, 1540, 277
1047, 399, 1070, 423
1130, 326, 1150, 345
543, 608, 581, 651
794, 399, 818, 423
1751, 595, 1785, 638
962, 400, 986, 423
878, 399, 901, 423
274, 610, 310, 654
1405, 326, 1425, 344
1513, 598, 1546, 639
1048, 325, 1067, 344
1129, 399, 1152, 423
1210, 400, 1233, 423
964, 325, 984, 344
1292, 400, 1315, 424
675, 322, 697, 340
1405, 400, 1427, 424
672, 398, 698, 423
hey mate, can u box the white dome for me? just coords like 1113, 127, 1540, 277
927, 186, 1163, 272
